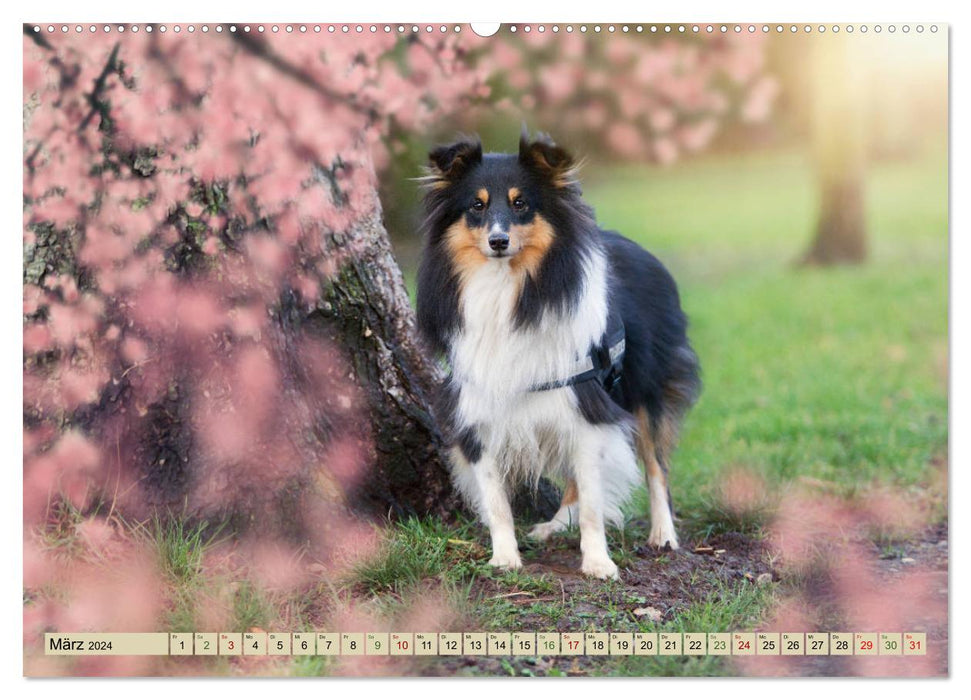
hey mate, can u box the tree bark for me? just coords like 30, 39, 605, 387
307, 209, 459, 519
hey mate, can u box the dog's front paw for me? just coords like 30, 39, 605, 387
581, 556, 619, 580
648, 524, 680, 551
489, 550, 523, 570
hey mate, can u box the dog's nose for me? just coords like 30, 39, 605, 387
488, 232, 510, 252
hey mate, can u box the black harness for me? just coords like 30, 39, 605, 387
529, 311, 626, 394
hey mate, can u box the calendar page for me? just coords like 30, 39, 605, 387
22, 18, 948, 679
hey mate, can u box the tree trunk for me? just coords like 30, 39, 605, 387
801, 34, 868, 266
306, 209, 459, 519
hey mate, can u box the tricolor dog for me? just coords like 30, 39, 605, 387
416, 131, 700, 579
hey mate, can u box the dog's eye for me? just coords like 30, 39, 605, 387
512, 198, 527, 212
471, 199, 485, 212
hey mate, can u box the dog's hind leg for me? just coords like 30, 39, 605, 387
528, 478, 579, 541
636, 408, 679, 550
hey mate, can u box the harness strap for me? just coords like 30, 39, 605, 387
529, 315, 626, 394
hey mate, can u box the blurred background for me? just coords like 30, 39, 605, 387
383, 25, 949, 514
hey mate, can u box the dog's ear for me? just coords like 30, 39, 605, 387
519, 129, 580, 190
424, 136, 483, 188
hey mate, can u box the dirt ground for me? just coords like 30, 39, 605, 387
421, 518, 776, 677
417, 519, 948, 678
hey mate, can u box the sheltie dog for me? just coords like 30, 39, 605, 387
416, 131, 700, 579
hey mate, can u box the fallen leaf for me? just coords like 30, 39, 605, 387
633, 606, 663, 622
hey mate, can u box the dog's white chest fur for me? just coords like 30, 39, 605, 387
448, 254, 609, 477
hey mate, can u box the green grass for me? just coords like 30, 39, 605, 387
143, 517, 225, 585
130, 516, 228, 632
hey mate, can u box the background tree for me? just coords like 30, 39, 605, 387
801, 34, 867, 265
